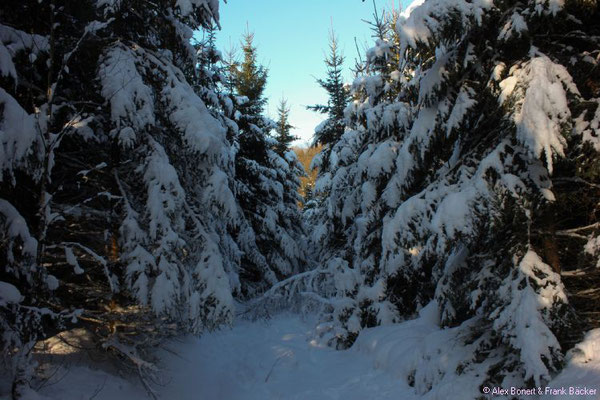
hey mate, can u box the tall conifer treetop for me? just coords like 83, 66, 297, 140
274, 97, 298, 155
226, 27, 306, 297
308, 30, 352, 148
232, 31, 269, 119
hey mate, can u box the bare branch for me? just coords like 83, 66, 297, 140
552, 177, 600, 190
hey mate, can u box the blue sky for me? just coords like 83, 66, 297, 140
212, 0, 411, 147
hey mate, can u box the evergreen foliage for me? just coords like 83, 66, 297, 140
307, 30, 352, 150
226, 30, 305, 296
0, 0, 283, 396
1, 0, 599, 398
231, 31, 269, 121
305, 29, 353, 260
309, 0, 600, 390
274, 98, 298, 155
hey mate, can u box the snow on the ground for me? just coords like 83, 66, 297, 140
2, 310, 598, 400
541, 329, 600, 400
354, 303, 600, 400
351, 302, 487, 400
157, 314, 415, 400
5, 314, 414, 400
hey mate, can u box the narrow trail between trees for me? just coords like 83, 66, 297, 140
12, 311, 600, 400
31, 314, 414, 400
155, 314, 414, 400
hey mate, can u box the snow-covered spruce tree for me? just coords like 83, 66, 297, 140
191, 25, 246, 304
272, 98, 306, 275
311, 0, 599, 392
306, 29, 353, 263
0, 2, 113, 396
228, 32, 305, 296
308, 30, 352, 150
76, 0, 238, 334
310, 4, 405, 347
1, 0, 243, 395
307, 29, 352, 193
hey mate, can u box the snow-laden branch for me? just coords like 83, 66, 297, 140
240, 269, 333, 320
48, 242, 116, 292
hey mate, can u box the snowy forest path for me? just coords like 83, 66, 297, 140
154, 313, 414, 400
26, 313, 414, 400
